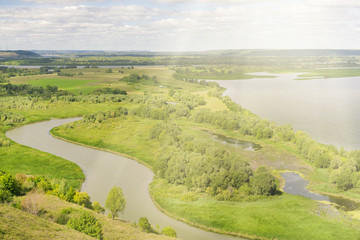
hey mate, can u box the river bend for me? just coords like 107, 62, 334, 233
6, 118, 242, 240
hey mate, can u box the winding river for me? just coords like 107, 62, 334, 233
6, 118, 242, 240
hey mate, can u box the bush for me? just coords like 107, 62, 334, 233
138, 217, 155, 233
0, 189, 12, 203
92, 201, 105, 214
162, 226, 177, 237
0, 173, 21, 196
67, 210, 103, 240
73, 192, 92, 209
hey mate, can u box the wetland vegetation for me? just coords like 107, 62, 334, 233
2, 52, 360, 239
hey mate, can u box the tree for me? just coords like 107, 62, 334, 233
105, 186, 126, 220
252, 166, 277, 196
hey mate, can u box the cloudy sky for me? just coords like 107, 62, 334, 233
0, 0, 359, 51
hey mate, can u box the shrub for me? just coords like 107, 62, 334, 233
138, 217, 155, 233
162, 226, 177, 237
73, 192, 92, 209
67, 210, 103, 240
0, 173, 21, 196
0, 189, 12, 203
92, 201, 105, 214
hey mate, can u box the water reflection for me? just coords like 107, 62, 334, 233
206, 131, 262, 151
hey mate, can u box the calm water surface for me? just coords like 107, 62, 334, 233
281, 172, 360, 211
6, 118, 242, 240
215, 73, 360, 150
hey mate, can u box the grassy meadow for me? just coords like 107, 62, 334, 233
0, 193, 175, 240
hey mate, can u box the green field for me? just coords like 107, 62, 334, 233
150, 179, 360, 240
297, 68, 360, 79
28, 78, 98, 94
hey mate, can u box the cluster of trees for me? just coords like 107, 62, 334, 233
0, 96, 51, 110
0, 170, 101, 212
132, 104, 169, 120
0, 66, 38, 78
54, 94, 127, 103
0, 111, 25, 126
57, 71, 74, 77
172, 65, 256, 80
0, 83, 69, 98
150, 122, 278, 200
52, 56, 157, 66
120, 73, 158, 85
82, 107, 128, 124
169, 90, 206, 110
329, 150, 360, 191
92, 87, 127, 95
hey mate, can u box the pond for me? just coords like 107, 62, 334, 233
281, 172, 360, 211
205, 131, 262, 151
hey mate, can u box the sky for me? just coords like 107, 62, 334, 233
0, 0, 359, 51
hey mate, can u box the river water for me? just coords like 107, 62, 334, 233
215, 73, 360, 150
6, 118, 242, 240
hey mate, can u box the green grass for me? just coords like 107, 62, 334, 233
0, 193, 174, 240
0, 203, 94, 240
297, 69, 360, 79
52, 116, 161, 168
150, 179, 360, 240
0, 144, 84, 189
28, 78, 98, 94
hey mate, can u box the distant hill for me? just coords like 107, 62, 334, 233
0, 50, 41, 59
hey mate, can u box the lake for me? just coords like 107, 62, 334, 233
215, 73, 360, 150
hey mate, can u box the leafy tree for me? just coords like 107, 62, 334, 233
252, 167, 277, 195
67, 210, 103, 240
73, 192, 92, 209
105, 186, 126, 219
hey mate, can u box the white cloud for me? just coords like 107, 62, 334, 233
306, 0, 360, 8
21, 0, 112, 3
1, 1, 360, 50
